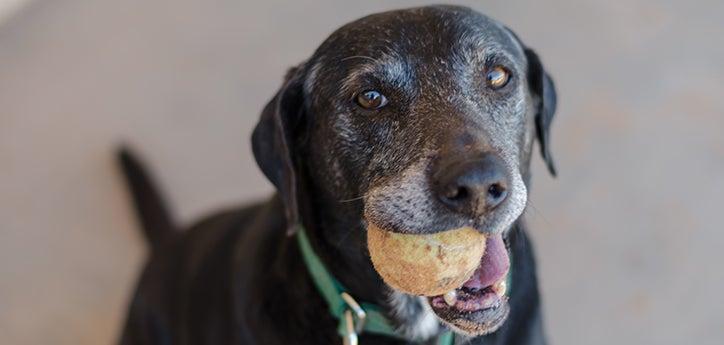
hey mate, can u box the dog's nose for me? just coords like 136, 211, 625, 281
433, 154, 510, 216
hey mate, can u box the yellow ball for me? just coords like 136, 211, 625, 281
367, 223, 487, 296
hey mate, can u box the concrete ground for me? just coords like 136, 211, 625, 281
1, 0, 723, 344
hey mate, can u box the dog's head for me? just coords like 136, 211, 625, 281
252, 5, 556, 338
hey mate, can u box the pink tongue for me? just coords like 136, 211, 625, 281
463, 234, 510, 289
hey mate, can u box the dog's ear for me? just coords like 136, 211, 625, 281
523, 48, 558, 176
252, 64, 307, 235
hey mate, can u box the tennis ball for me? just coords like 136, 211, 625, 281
367, 223, 486, 296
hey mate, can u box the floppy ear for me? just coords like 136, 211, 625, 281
251, 65, 307, 235
523, 48, 558, 176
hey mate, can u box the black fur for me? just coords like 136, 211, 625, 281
118, 147, 176, 250
119, 5, 556, 345
524, 49, 558, 176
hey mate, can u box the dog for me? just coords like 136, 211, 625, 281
118, 5, 557, 345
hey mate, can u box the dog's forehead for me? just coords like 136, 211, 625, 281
314, 6, 523, 70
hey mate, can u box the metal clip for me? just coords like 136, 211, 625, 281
340, 292, 366, 333
342, 310, 358, 345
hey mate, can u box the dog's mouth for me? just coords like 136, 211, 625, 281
427, 234, 511, 335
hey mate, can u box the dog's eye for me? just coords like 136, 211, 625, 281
356, 90, 388, 110
486, 66, 510, 89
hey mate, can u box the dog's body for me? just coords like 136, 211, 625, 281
119, 6, 555, 345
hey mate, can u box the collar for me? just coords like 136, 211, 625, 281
295, 226, 455, 345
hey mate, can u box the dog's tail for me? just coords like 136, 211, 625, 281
117, 146, 176, 251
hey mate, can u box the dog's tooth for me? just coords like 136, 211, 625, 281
492, 280, 507, 296
443, 290, 458, 306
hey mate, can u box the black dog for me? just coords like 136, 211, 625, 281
119, 5, 556, 345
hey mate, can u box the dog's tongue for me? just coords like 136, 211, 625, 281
463, 234, 510, 289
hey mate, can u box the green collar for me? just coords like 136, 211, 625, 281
296, 226, 455, 345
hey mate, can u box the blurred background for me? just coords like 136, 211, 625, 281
1, 0, 723, 344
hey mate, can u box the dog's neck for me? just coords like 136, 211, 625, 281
285, 176, 443, 340
301, 197, 389, 305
